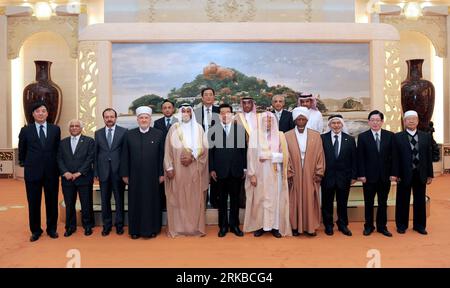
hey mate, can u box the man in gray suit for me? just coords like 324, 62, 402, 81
95, 108, 127, 236
194, 87, 220, 208
57, 119, 95, 237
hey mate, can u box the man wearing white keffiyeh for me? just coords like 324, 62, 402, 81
243, 111, 292, 238
164, 104, 209, 237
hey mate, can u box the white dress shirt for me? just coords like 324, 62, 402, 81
203, 105, 213, 133
105, 124, 116, 140
139, 127, 150, 133
406, 129, 417, 136
295, 128, 308, 164
35, 121, 47, 137
274, 110, 283, 122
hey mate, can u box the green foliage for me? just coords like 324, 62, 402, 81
129, 94, 164, 114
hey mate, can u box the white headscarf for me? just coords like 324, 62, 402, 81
325, 114, 348, 134
256, 112, 281, 160
177, 104, 202, 159
292, 107, 310, 121
297, 93, 319, 111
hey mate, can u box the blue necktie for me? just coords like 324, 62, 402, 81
39, 125, 46, 147
107, 128, 113, 149
333, 135, 339, 158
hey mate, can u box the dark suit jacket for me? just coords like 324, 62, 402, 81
321, 131, 357, 190
208, 122, 247, 179
273, 110, 295, 133
18, 123, 61, 182
357, 129, 398, 183
394, 130, 433, 185
57, 135, 95, 186
194, 105, 220, 131
153, 116, 178, 139
94, 125, 127, 181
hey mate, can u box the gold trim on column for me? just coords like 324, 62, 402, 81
384, 41, 402, 132
80, 4, 87, 14
78, 41, 99, 136
0, 7, 6, 15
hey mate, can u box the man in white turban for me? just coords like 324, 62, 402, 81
120, 106, 165, 239
285, 107, 325, 236
164, 104, 209, 237
394, 110, 433, 235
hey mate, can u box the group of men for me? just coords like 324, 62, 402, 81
18, 87, 433, 242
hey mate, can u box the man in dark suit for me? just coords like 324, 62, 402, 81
394, 110, 433, 235
272, 94, 295, 133
153, 99, 178, 139
95, 108, 127, 236
357, 110, 398, 237
208, 104, 247, 237
57, 119, 95, 237
194, 87, 220, 208
153, 100, 178, 210
321, 114, 357, 236
19, 101, 61, 242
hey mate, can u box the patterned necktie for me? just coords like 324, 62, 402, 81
409, 133, 420, 169
71, 137, 77, 154
39, 125, 46, 147
107, 128, 113, 149
206, 108, 211, 126
333, 135, 339, 158
375, 132, 380, 153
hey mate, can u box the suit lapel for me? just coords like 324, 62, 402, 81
367, 130, 379, 155
73, 135, 83, 155
109, 127, 119, 150
323, 132, 333, 158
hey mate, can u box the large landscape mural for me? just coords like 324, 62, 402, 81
112, 42, 370, 135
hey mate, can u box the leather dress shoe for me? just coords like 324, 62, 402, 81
377, 228, 393, 237
413, 228, 428, 235
102, 228, 111, 236
363, 227, 374, 236
271, 229, 282, 238
47, 231, 59, 239
218, 227, 228, 237
397, 228, 406, 234
325, 226, 334, 236
253, 229, 265, 237
338, 226, 352, 236
292, 230, 300, 236
150, 233, 157, 238
231, 226, 244, 237
116, 227, 124, 235
30, 233, 41, 242
84, 228, 93, 236
131, 234, 140, 239
64, 228, 76, 237
305, 231, 317, 237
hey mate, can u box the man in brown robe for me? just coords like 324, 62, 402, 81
285, 107, 325, 236
164, 104, 209, 237
244, 112, 292, 238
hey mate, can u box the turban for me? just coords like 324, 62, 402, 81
136, 106, 152, 116
404, 110, 418, 118
292, 107, 310, 121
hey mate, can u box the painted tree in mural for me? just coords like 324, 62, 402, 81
129, 94, 164, 114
